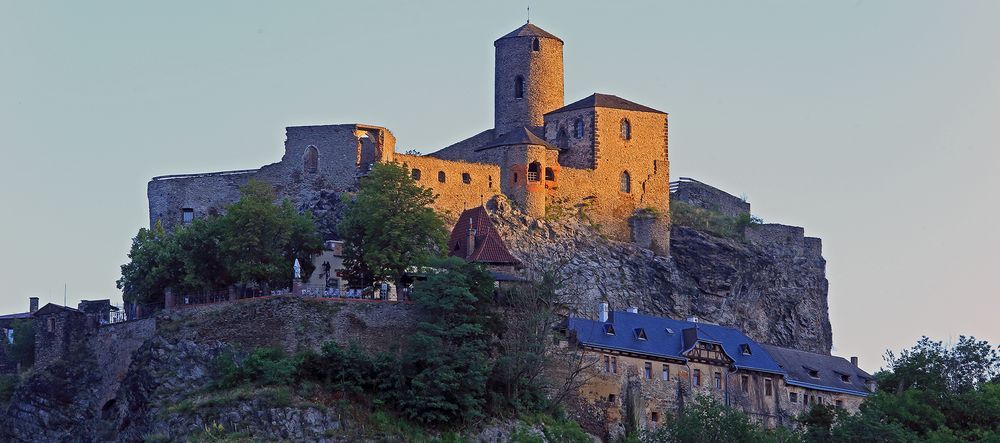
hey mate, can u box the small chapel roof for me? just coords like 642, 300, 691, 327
475, 126, 558, 152
448, 206, 521, 266
546, 93, 667, 115
496, 22, 563, 43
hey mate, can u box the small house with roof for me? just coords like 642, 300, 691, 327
448, 206, 524, 284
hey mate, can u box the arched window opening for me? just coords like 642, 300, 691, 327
621, 118, 631, 140
544, 167, 555, 181
411, 169, 421, 180
514, 76, 524, 99
488, 175, 493, 188
462, 173, 472, 184
527, 162, 541, 181
620, 171, 631, 193
556, 128, 569, 149
438, 171, 446, 183
574, 118, 585, 138
532, 38, 540, 52
303, 145, 319, 173
513, 173, 518, 183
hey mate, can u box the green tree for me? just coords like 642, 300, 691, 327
397, 257, 498, 425
118, 180, 323, 303
644, 395, 785, 443
218, 180, 323, 289
117, 221, 182, 305
338, 162, 447, 288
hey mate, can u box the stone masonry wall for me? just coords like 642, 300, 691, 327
671, 178, 750, 218
544, 108, 596, 169
395, 153, 503, 222
89, 319, 156, 409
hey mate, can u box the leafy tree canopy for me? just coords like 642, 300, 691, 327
117, 180, 323, 304
338, 162, 448, 287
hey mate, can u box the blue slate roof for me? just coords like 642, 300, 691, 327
567, 311, 784, 375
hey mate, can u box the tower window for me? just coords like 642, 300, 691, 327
532, 37, 540, 52
514, 76, 524, 99
303, 145, 319, 173
620, 171, 631, 193
488, 175, 493, 188
573, 118, 584, 138
462, 173, 472, 184
411, 169, 421, 180
182, 208, 194, 224
438, 171, 446, 183
544, 167, 555, 181
621, 118, 631, 140
527, 162, 541, 181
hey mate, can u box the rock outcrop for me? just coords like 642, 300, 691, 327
492, 200, 832, 354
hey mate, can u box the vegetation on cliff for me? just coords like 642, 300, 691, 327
669, 200, 761, 240
117, 180, 323, 305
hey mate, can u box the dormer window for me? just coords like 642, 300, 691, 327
838, 372, 851, 383
634, 328, 647, 340
664, 328, 674, 334
532, 38, 540, 52
740, 344, 752, 355
804, 366, 820, 378
603, 324, 616, 336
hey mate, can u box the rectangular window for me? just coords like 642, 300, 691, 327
835, 399, 843, 409
604, 355, 610, 373
662, 364, 670, 381
47, 317, 54, 332
714, 372, 722, 389
611, 356, 618, 374
765, 378, 773, 397
741, 375, 749, 393
651, 411, 659, 422
790, 392, 798, 403
644, 362, 652, 380
693, 369, 701, 386
182, 208, 194, 224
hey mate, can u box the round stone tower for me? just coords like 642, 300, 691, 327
494, 22, 564, 136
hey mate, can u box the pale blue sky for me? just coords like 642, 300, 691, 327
1, 1, 997, 372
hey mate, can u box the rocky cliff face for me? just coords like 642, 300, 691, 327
491, 201, 832, 354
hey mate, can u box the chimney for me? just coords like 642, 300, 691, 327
627, 307, 638, 314
598, 302, 609, 323
466, 218, 476, 260
29, 297, 38, 314
686, 316, 699, 323
851, 356, 859, 367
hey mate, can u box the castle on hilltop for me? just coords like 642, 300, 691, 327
148, 22, 671, 255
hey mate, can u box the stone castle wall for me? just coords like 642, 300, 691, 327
671, 178, 750, 218
544, 108, 597, 169
395, 154, 502, 222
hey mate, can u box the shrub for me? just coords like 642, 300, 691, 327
670, 201, 761, 240
213, 347, 299, 389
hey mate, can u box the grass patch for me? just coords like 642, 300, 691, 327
670, 200, 761, 240
164, 385, 295, 416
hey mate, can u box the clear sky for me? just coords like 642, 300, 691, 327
1, 1, 997, 373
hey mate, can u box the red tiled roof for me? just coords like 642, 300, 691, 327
448, 207, 520, 266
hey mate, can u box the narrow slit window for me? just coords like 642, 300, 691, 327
438, 171, 446, 183
514, 76, 524, 99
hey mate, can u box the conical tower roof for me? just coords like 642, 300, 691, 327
496, 22, 563, 43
